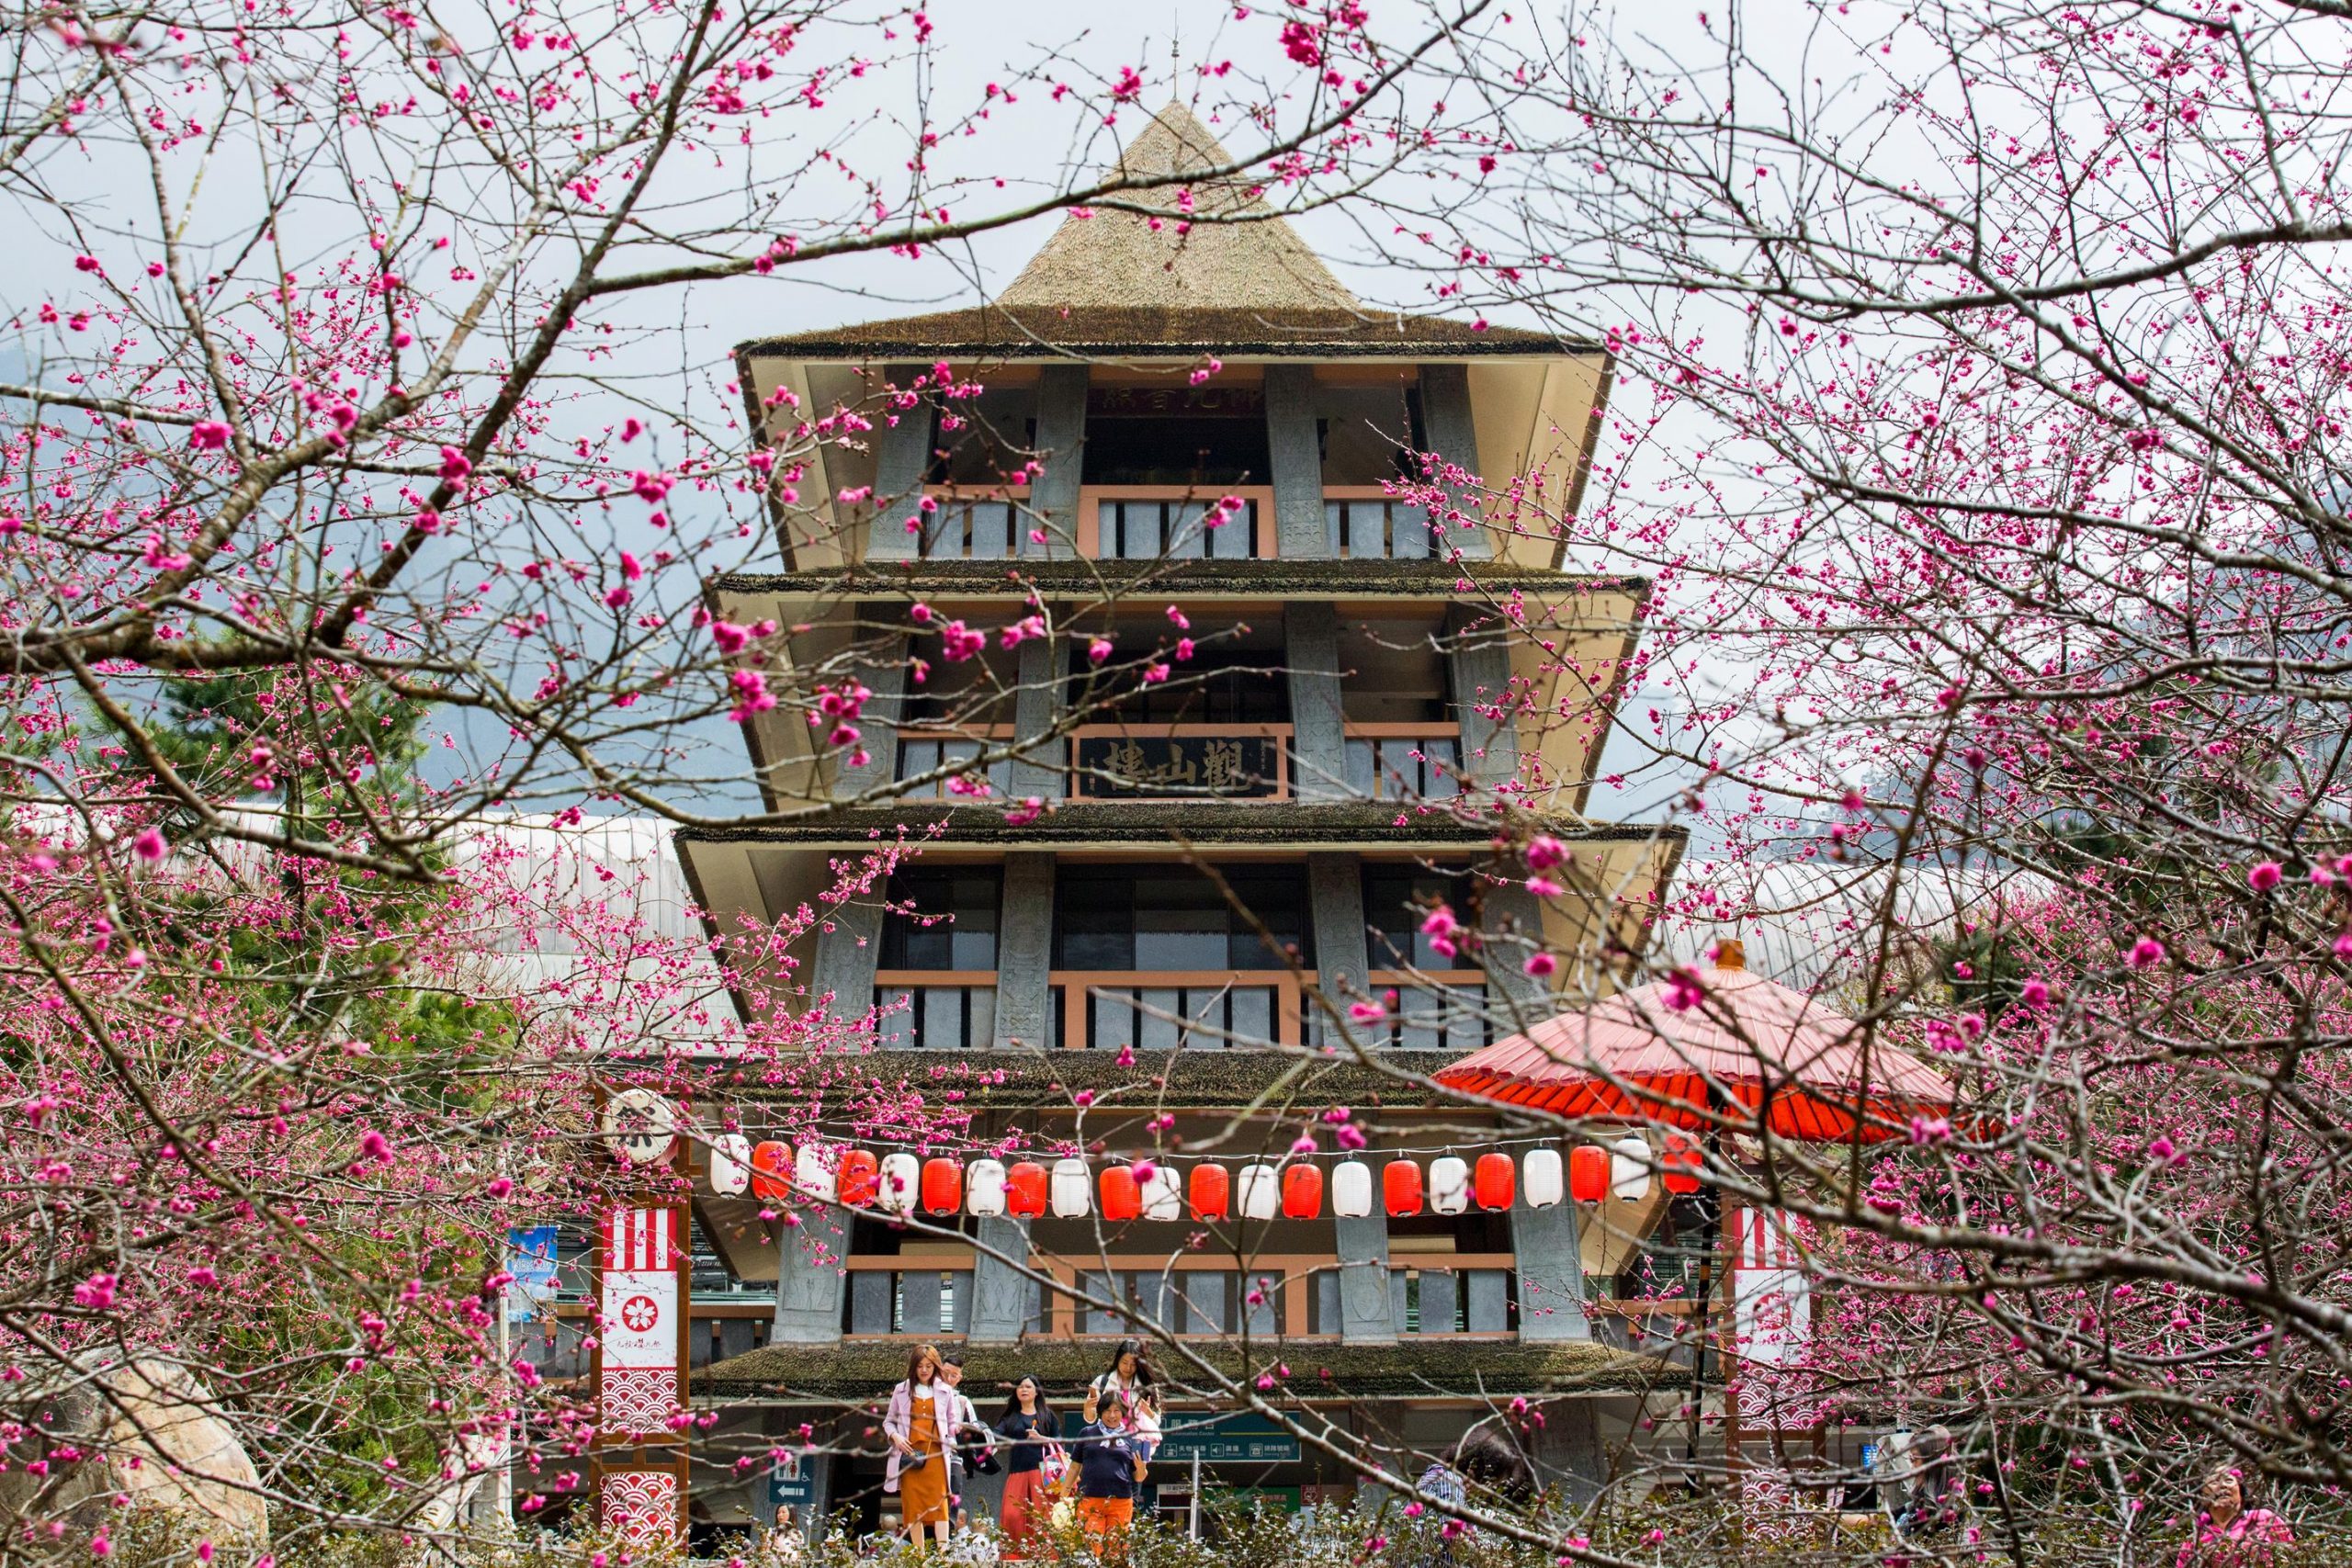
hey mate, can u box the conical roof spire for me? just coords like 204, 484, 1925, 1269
997, 101, 1362, 314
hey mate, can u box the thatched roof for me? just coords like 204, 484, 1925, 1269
713, 561, 1649, 603
693, 1337, 1684, 1402
673, 802, 1676, 852
700, 1046, 1477, 1111
741, 105, 1577, 361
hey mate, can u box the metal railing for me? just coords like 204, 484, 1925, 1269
1324, 488, 1444, 559
874, 972, 999, 1050
1051, 971, 1306, 1052
1079, 486, 1273, 559
915, 488, 1026, 560
1341, 722, 1463, 801
1360, 970, 1495, 1051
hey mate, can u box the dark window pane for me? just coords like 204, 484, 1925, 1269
1054, 867, 1310, 970
1363, 866, 1479, 969
882, 870, 1001, 969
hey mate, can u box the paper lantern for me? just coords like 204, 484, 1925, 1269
1238, 1163, 1280, 1222
1521, 1148, 1564, 1211
838, 1148, 879, 1208
1611, 1134, 1654, 1202
1384, 1159, 1423, 1217
1474, 1152, 1516, 1212
1283, 1163, 1325, 1220
1051, 1157, 1091, 1218
1006, 1160, 1048, 1217
1662, 1133, 1703, 1194
1569, 1144, 1610, 1203
1430, 1156, 1470, 1215
922, 1156, 963, 1215
709, 1133, 751, 1197
967, 1158, 1008, 1219
1140, 1165, 1182, 1222
795, 1144, 837, 1203
750, 1139, 792, 1201
1331, 1160, 1374, 1219
879, 1152, 921, 1215
1188, 1162, 1230, 1221
1100, 1166, 1142, 1223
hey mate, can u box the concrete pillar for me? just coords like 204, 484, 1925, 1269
967, 1215, 1034, 1344
867, 365, 934, 561
990, 853, 1057, 1050
1418, 364, 1490, 560
1285, 602, 1349, 801
772, 1203, 850, 1344
831, 628, 909, 800
1526, 1400, 1607, 1503
1446, 612, 1521, 789
1511, 1188, 1591, 1342
1308, 852, 1369, 1049
808, 891, 886, 1025
1025, 364, 1089, 558
1008, 635, 1065, 802
1265, 364, 1327, 558
1335, 1211, 1396, 1344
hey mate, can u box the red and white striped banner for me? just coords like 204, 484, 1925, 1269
602, 1205, 676, 1272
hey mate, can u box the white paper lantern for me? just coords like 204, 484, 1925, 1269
1521, 1148, 1565, 1211
1611, 1134, 1654, 1202
1139, 1165, 1182, 1222
1237, 1163, 1281, 1222
710, 1133, 751, 1197
967, 1158, 1008, 1218
1331, 1160, 1374, 1219
879, 1152, 921, 1215
1051, 1157, 1091, 1218
600, 1088, 677, 1166
1430, 1156, 1471, 1215
794, 1144, 837, 1202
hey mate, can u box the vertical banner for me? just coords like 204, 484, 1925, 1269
1729, 1207, 1812, 1536
599, 1465, 684, 1548
596, 1204, 686, 1438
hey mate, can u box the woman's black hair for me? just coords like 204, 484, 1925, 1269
1102, 1337, 1155, 1389
1453, 1426, 1536, 1503
1000, 1371, 1056, 1425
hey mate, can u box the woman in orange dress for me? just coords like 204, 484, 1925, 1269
884, 1343, 956, 1551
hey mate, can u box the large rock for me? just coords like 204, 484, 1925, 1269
0, 1356, 269, 1548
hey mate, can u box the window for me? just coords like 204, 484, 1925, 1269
1363, 866, 1482, 968
880, 870, 1001, 969
1055, 867, 1311, 971
1080, 415, 1269, 486
1069, 649, 1290, 725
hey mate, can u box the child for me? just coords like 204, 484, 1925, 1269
1129, 1391, 1162, 1485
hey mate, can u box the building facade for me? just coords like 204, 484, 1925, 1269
662, 105, 1690, 1539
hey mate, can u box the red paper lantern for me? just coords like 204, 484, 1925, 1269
1384, 1159, 1423, 1217
1006, 1160, 1048, 1217
837, 1148, 878, 1208
1188, 1162, 1230, 1221
1282, 1163, 1324, 1220
1661, 1133, 1703, 1194
921, 1156, 963, 1215
750, 1140, 792, 1201
1100, 1166, 1142, 1223
1569, 1144, 1611, 1203
1474, 1152, 1516, 1212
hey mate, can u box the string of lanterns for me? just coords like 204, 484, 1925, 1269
704, 1134, 1704, 1220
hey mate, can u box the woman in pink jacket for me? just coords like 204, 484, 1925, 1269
2176, 1466, 2293, 1568
883, 1344, 959, 1552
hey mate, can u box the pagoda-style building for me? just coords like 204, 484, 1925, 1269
668, 105, 1688, 1537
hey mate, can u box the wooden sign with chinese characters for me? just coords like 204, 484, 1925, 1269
1074, 733, 1282, 799
1088, 384, 1264, 418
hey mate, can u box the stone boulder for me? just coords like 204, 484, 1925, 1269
0, 1356, 269, 1549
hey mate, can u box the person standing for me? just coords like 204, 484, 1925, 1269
884, 1343, 957, 1553
2176, 1466, 2293, 1568
993, 1375, 1060, 1558
939, 1354, 998, 1520
1072, 1384, 1140, 1561
1089, 1337, 1154, 1410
